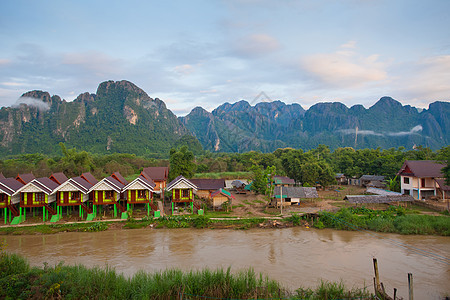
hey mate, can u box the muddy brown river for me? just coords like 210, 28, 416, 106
2, 228, 449, 299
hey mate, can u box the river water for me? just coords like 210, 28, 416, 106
2, 228, 449, 299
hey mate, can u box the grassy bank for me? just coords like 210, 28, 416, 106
0, 251, 373, 299
1, 206, 448, 236
310, 207, 450, 236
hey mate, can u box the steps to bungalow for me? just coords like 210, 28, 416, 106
6, 204, 19, 217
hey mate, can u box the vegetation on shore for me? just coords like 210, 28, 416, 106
311, 206, 450, 236
0, 251, 373, 299
1, 206, 448, 236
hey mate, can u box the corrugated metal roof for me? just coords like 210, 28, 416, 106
273, 176, 295, 185
273, 186, 318, 199
16, 173, 35, 184
123, 175, 156, 191
112, 172, 129, 185
210, 188, 235, 199
366, 187, 401, 196
345, 195, 414, 204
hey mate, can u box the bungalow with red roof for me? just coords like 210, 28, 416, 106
88, 173, 127, 219
51, 175, 95, 221
166, 175, 198, 214
190, 179, 225, 199
14, 177, 59, 223
0, 178, 24, 224
123, 175, 156, 216
142, 167, 169, 193
398, 160, 449, 200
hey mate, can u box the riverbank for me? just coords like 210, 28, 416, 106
0, 206, 449, 236
0, 251, 373, 299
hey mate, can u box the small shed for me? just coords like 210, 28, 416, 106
210, 188, 235, 209
360, 175, 385, 188
335, 173, 347, 185
272, 186, 318, 206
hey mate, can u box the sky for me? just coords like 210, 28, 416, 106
0, 0, 449, 116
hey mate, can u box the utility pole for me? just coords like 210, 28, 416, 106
280, 186, 283, 215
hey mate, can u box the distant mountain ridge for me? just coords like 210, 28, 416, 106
181, 97, 449, 152
0, 80, 191, 156
0, 80, 448, 157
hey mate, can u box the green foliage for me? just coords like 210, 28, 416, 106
437, 145, 450, 185
250, 164, 276, 195
191, 215, 211, 228
84, 222, 108, 232
168, 145, 196, 181
295, 280, 372, 300
316, 207, 450, 236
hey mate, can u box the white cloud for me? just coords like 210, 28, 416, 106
301, 48, 388, 88
387, 125, 423, 136
173, 64, 195, 76
12, 96, 50, 111
339, 125, 423, 137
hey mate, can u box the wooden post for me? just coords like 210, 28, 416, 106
373, 258, 381, 291
393, 288, 397, 300
408, 273, 413, 300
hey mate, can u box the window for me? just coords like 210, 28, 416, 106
0, 194, 7, 202
421, 178, 426, 187
182, 189, 190, 198
403, 177, 409, 184
105, 191, 114, 199
403, 189, 410, 195
36, 192, 45, 202
72, 191, 81, 201
137, 190, 146, 198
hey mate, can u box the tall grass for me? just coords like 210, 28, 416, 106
0, 252, 374, 299
317, 207, 450, 236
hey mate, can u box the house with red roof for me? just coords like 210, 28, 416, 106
0, 177, 24, 224
166, 175, 198, 214
51, 175, 95, 220
14, 177, 59, 223
142, 167, 169, 193
88, 173, 128, 219
123, 175, 156, 215
397, 160, 449, 200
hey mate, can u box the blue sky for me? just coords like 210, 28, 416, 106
0, 0, 449, 115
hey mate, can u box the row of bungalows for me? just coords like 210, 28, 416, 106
0, 169, 160, 225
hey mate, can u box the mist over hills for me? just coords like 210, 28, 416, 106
0, 80, 448, 157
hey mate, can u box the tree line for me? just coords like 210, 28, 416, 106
1, 143, 449, 190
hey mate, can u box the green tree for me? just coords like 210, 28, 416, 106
168, 146, 196, 181
437, 146, 450, 185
